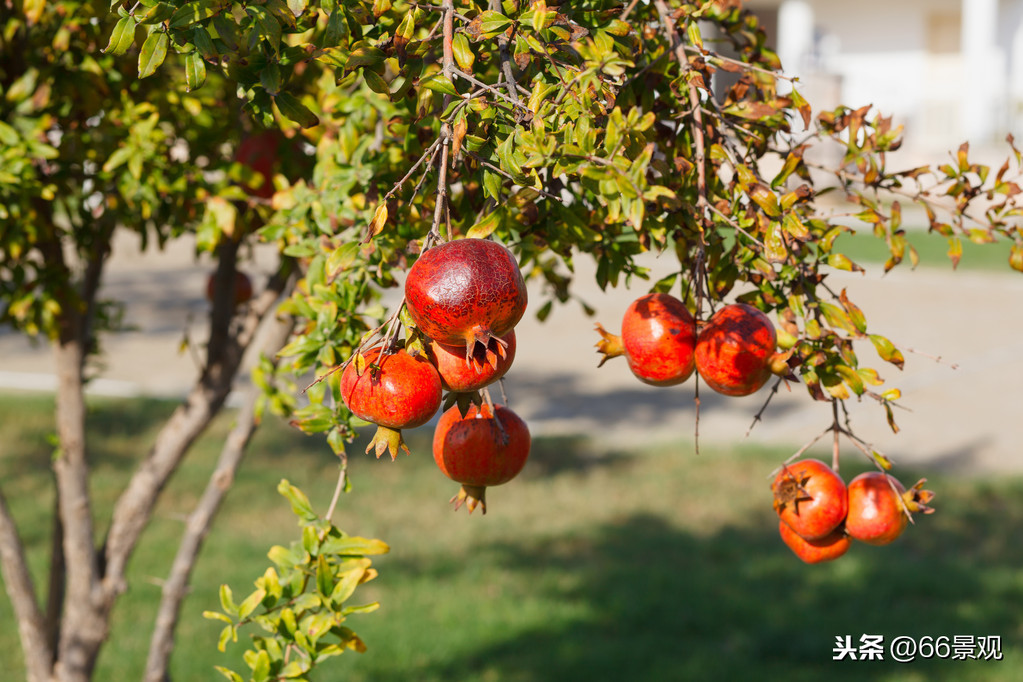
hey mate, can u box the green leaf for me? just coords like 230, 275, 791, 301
363, 68, 389, 95
249, 649, 271, 682
203, 610, 234, 624
105, 16, 137, 56
470, 10, 513, 40
277, 479, 319, 522
869, 334, 905, 370
138, 31, 169, 79
420, 73, 458, 96
316, 554, 333, 597
219, 584, 238, 616
686, 21, 703, 49
452, 33, 475, 71
1010, 243, 1023, 272
214, 666, 244, 682
466, 209, 502, 239
275, 92, 320, 128
237, 588, 267, 619
169, 0, 219, 29
319, 535, 390, 556
184, 52, 206, 92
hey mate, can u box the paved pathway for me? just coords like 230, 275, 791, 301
1, 231, 1021, 475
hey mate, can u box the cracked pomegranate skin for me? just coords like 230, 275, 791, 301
340, 348, 442, 429
621, 293, 697, 386
846, 472, 908, 545
429, 331, 516, 393
695, 303, 777, 396
432, 404, 531, 488
404, 239, 527, 348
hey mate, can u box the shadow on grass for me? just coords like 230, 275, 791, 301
371, 475, 1023, 682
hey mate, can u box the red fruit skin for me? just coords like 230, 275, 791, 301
404, 239, 527, 350
340, 348, 442, 429
778, 521, 851, 564
235, 131, 279, 199
772, 459, 848, 541
695, 303, 777, 396
206, 271, 253, 306
430, 331, 516, 392
846, 472, 909, 545
432, 403, 531, 488
621, 293, 697, 386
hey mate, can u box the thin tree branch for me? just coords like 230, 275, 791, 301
143, 309, 296, 682
0, 487, 53, 682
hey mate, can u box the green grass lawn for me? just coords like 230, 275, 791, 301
833, 229, 1014, 272
1, 391, 1021, 681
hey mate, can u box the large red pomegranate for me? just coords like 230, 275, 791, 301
340, 346, 442, 460
432, 402, 531, 514
772, 458, 848, 541
235, 131, 280, 199
695, 303, 778, 396
429, 331, 516, 393
404, 239, 527, 358
594, 293, 697, 386
778, 521, 851, 564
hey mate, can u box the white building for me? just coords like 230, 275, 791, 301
747, 0, 1023, 158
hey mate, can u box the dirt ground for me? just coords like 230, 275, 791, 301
1, 230, 1021, 475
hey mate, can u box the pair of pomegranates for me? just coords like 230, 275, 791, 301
596, 293, 783, 396
339, 238, 532, 514
772, 459, 935, 564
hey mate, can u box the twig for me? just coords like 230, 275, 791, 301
323, 463, 348, 525
831, 399, 841, 472
382, 136, 444, 205
745, 375, 784, 436
451, 68, 531, 111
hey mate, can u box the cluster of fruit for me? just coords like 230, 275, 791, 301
339, 238, 531, 514
595, 293, 787, 396
772, 459, 934, 563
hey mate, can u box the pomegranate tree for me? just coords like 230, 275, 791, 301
404, 238, 527, 359
432, 403, 531, 514
340, 347, 442, 460
595, 293, 697, 386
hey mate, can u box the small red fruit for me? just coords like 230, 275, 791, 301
695, 303, 778, 396
772, 458, 848, 541
340, 347, 442, 460
432, 403, 531, 514
594, 293, 697, 386
206, 271, 254, 307
429, 331, 516, 393
235, 131, 279, 199
404, 239, 527, 359
845, 472, 913, 545
778, 521, 851, 564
